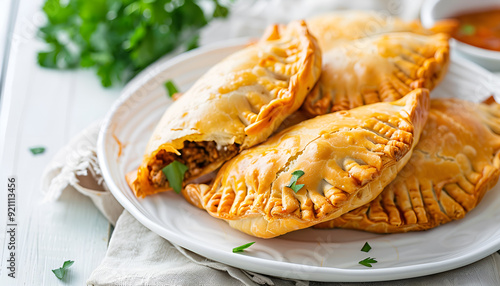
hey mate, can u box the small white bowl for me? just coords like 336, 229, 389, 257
421, 0, 500, 71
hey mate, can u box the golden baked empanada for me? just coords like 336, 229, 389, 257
316, 98, 500, 233
303, 32, 449, 116
306, 11, 431, 51
183, 89, 430, 238
129, 20, 322, 198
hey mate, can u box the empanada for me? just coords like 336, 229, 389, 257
316, 98, 500, 233
306, 11, 431, 51
129, 20, 322, 198
183, 88, 430, 238
303, 32, 449, 116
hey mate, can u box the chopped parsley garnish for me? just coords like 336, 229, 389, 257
361, 242, 372, 252
162, 161, 188, 193
286, 170, 305, 193
29, 147, 46, 155
164, 80, 179, 98
460, 24, 476, 36
232, 242, 255, 253
359, 257, 377, 268
52, 260, 74, 280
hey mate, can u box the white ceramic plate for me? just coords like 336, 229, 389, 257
97, 40, 500, 282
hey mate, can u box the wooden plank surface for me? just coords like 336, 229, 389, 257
0, 0, 119, 284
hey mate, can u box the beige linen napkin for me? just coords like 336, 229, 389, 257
41, 122, 500, 286
41, 121, 123, 225
86, 211, 304, 286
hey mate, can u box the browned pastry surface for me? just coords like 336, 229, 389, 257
306, 11, 431, 51
183, 89, 430, 238
129, 20, 322, 198
315, 98, 500, 233
302, 32, 449, 116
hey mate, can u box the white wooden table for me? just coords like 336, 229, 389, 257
0, 0, 118, 284
2, 0, 500, 285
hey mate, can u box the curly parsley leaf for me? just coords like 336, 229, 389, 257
29, 147, 46, 155
359, 257, 377, 268
165, 80, 179, 97
361, 242, 372, 253
52, 260, 74, 280
162, 160, 188, 193
233, 242, 255, 253
38, 0, 231, 87
286, 170, 305, 193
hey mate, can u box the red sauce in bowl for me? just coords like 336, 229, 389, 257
448, 9, 500, 51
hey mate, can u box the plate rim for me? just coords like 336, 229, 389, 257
97, 38, 500, 282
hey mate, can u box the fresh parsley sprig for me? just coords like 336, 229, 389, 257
359, 242, 376, 267
233, 242, 255, 253
52, 260, 74, 280
286, 170, 305, 193
162, 160, 188, 193
38, 0, 230, 87
359, 257, 377, 267
164, 80, 179, 97
361, 242, 371, 253
29, 146, 46, 155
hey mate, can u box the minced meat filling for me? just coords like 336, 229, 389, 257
149, 141, 240, 188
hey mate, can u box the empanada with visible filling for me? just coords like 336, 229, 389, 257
128, 20, 322, 198
302, 32, 449, 116
315, 98, 500, 233
183, 88, 430, 238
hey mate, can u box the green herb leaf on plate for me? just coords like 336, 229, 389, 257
164, 80, 179, 98
162, 160, 188, 193
29, 147, 46, 155
359, 257, 377, 267
232, 242, 255, 253
286, 170, 305, 193
52, 260, 74, 280
361, 242, 371, 252
460, 24, 476, 36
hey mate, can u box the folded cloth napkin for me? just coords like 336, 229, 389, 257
86, 211, 305, 286
41, 121, 123, 225
42, 122, 500, 286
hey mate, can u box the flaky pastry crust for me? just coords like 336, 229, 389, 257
306, 11, 431, 51
183, 89, 430, 238
316, 98, 500, 233
129, 20, 322, 198
303, 32, 449, 116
